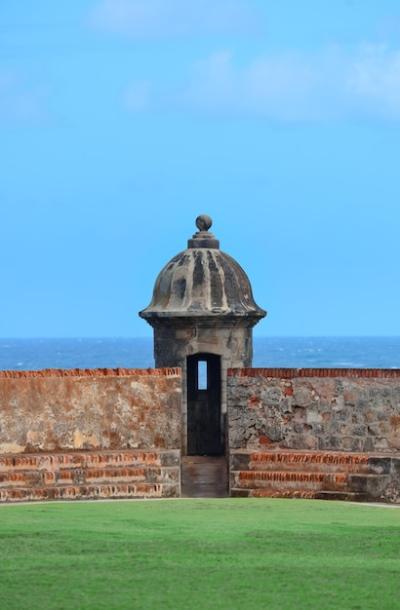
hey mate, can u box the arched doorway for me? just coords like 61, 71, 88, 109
186, 353, 223, 456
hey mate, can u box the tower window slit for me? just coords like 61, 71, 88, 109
198, 360, 208, 390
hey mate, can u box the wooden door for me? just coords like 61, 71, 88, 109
187, 354, 222, 456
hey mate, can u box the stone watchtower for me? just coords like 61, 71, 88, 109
140, 215, 266, 456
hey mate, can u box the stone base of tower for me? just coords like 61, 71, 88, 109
149, 318, 258, 455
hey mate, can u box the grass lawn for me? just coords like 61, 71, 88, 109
0, 499, 399, 610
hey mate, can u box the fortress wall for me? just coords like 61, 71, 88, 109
0, 368, 182, 502
227, 368, 400, 503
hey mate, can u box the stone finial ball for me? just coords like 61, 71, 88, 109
195, 214, 212, 232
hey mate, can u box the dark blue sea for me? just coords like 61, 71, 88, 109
1, 337, 400, 370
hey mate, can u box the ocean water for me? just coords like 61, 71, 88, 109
1, 337, 400, 370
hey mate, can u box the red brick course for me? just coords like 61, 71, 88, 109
230, 449, 400, 502
228, 368, 400, 378
0, 367, 180, 379
0, 449, 180, 502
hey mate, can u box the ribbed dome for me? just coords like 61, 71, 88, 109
140, 216, 266, 320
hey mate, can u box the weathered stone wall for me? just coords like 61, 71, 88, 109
0, 368, 181, 502
228, 368, 400, 453
228, 368, 400, 503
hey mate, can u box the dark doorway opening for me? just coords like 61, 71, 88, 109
186, 353, 223, 456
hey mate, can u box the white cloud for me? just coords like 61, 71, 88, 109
177, 45, 400, 120
0, 71, 48, 124
348, 45, 400, 118
182, 51, 321, 120
89, 0, 261, 38
123, 80, 151, 111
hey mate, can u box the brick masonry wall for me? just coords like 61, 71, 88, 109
0, 368, 182, 502
227, 369, 400, 503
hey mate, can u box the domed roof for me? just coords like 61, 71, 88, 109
139, 215, 266, 320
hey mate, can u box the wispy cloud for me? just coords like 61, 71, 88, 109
181, 50, 322, 121
0, 71, 48, 125
123, 80, 152, 111
123, 44, 400, 121
89, 0, 262, 38
349, 45, 400, 118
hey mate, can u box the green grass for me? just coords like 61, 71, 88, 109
0, 499, 399, 610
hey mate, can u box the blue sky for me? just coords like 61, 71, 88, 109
1, 0, 400, 337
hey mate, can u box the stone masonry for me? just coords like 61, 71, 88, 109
0, 368, 182, 502
228, 368, 400, 503
1, 365, 400, 503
